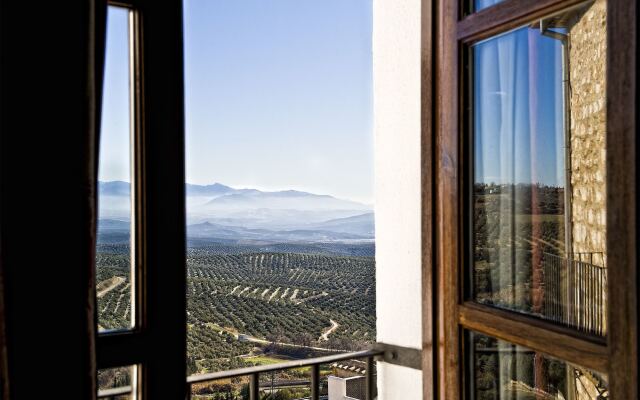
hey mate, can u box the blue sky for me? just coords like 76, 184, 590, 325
100, 1, 374, 204
100, 7, 130, 186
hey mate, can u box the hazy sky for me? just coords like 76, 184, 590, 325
100, 1, 374, 204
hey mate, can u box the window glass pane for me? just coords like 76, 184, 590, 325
474, 0, 504, 12
466, 331, 608, 399
97, 6, 133, 332
471, 0, 608, 336
98, 366, 135, 400
184, 0, 375, 377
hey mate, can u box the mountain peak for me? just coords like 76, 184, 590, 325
206, 182, 231, 189
202, 189, 368, 211
186, 182, 234, 196
99, 180, 368, 210
99, 181, 131, 196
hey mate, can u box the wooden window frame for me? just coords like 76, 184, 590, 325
96, 0, 187, 398
428, 0, 638, 398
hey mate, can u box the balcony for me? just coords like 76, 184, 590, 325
97, 345, 422, 399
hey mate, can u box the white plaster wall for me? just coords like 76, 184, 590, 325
373, 0, 423, 398
328, 376, 346, 399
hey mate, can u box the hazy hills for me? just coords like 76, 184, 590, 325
98, 181, 374, 245
186, 216, 372, 242
100, 181, 369, 211
201, 191, 367, 211
100, 181, 241, 197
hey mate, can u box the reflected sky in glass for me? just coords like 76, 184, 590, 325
474, 26, 565, 186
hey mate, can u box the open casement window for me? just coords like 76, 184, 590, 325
432, 0, 637, 399
97, 0, 187, 398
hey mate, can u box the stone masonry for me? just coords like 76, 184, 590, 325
569, 0, 607, 268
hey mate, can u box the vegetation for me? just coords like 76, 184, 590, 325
97, 242, 376, 376
96, 246, 131, 330
473, 183, 565, 313
97, 366, 131, 392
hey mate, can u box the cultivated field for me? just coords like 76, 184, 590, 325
96, 242, 376, 374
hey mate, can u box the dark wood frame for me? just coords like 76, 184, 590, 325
96, 0, 187, 398
430, 0, 638, 398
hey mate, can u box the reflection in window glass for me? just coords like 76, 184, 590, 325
474, 0, 504, 12
472, 0, 607, 336
467, 331, 608, 400
97, 6, 133, 332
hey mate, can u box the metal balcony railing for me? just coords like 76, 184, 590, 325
97, 349, 383, 400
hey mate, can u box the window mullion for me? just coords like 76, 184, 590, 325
605, 0, 638, 397
458, 302, 608, 372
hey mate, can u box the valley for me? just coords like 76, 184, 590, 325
96, 242, 376, 374
97, 180, 377, 397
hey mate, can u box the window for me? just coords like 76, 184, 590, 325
96, 1, 187, 398
85, 0, 635, 398
433, 0, 637, 398
471, 1, 608, 336
467, 331, 609, 398
1, 0, 636, 398
97, 5, 133, 333
97, 5, 140, 397
98, 366, 135, 399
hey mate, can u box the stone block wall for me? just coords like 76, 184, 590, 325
569, 0, 607, 268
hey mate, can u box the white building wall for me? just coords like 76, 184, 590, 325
328, 376, 347, 399
373, 0, 423, 398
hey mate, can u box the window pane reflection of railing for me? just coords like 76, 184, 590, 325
467, 331, 609, 400
471, 0, 608, 337
98, 366, 134, 400
542, 252, 607, 336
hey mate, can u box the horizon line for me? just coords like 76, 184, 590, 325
99, 180, 374, 206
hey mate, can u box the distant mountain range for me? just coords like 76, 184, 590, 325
98, 181, 374, 244
99, 212, 374, 244
100, 180, 248, 197
305, 213, 374, 235
100, 181, 369, 210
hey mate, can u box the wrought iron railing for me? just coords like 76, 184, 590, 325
97, 349, 383, 400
